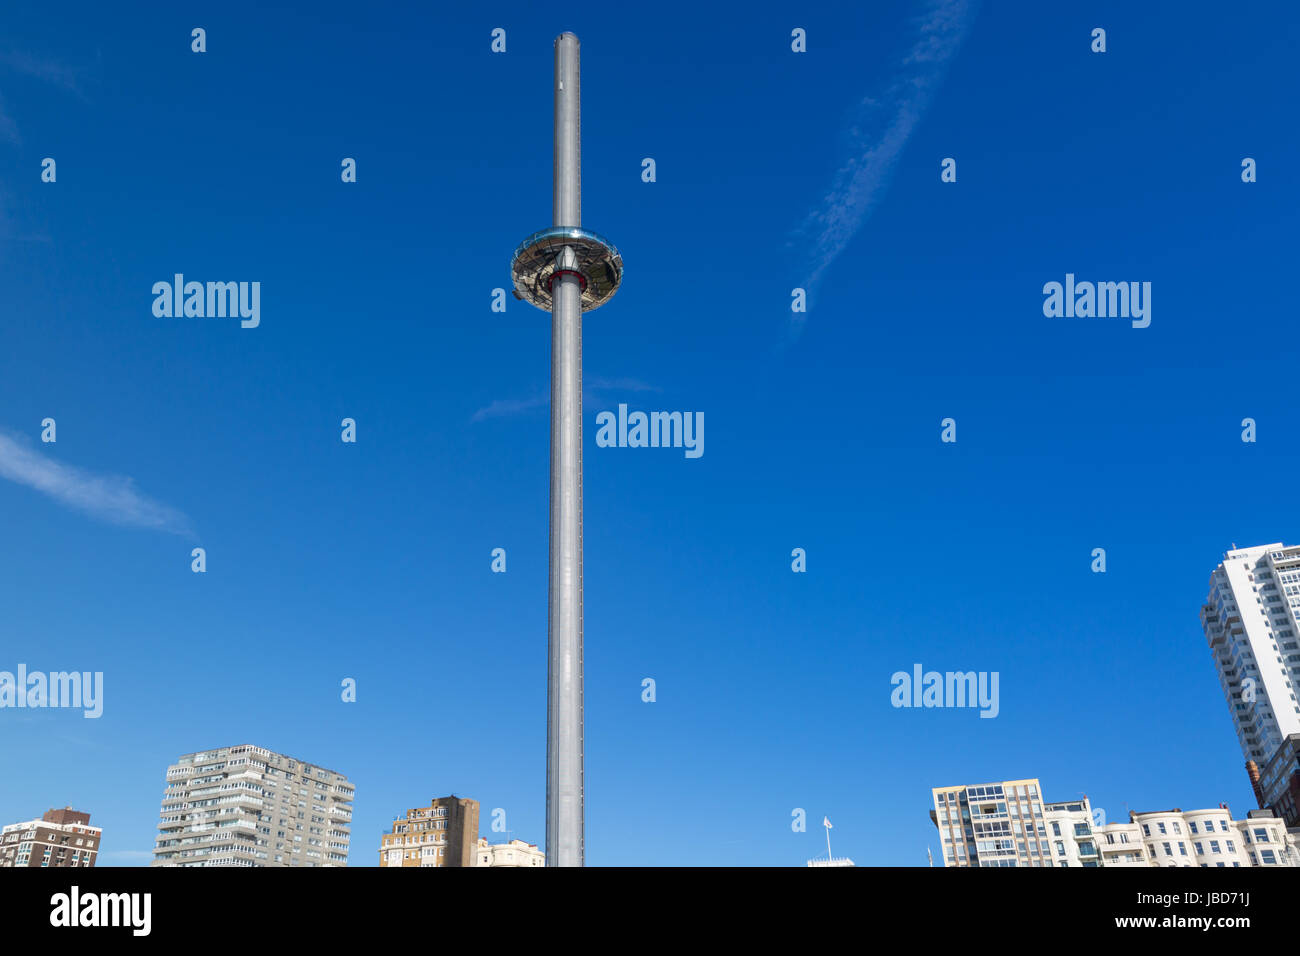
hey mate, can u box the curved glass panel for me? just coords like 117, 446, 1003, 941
510, 227, 623, 312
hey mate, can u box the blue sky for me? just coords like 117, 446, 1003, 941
1, 0, 1297, 866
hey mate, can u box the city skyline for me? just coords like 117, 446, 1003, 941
2, 0, 1299, 867
929, 777, 1299, 868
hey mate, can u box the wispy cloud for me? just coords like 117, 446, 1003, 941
471, 395, 548, 422
584, 376, 659, 393
471, 376, 661, 422
0, 50, 87, 144
0, 94, 18, 144
0, 50, 90, 99
791, 0, 978, 334
0, 49, 92, 236
0, 432, 192, 535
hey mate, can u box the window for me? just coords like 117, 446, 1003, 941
1261, 850, 1277, 865
1178, 842, 1187, 856
1194, 842, 1204, 855
1189, 821, 1198, 834
1253, 828, 1270, 843
1210, 841, 1221, 854
1052, 822, 1061, 836
1162, 842, 1172, 856
1157, 823, 1167, 835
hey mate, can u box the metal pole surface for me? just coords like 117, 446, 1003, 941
547, 31, 584, 868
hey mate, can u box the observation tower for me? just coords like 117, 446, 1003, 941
509, 32, 622, 868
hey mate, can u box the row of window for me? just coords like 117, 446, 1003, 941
1141, 818, 1233, 837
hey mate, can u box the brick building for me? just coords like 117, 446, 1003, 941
0, 807, 100, 868
380, 796, 479, 867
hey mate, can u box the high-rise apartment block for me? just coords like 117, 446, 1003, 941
152, 744, 353, 867
380, 796, 479, 867
1202, 544, 1300, 826
931, 778, 1068, 867
0, 807, 100, 868
1201, 543, 1300, 762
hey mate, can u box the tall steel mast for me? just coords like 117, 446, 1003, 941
510, 32, 623, 867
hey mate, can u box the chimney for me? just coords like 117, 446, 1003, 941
1246, 760, 1265, 807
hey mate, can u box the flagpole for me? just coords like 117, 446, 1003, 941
824, 819, 833, 862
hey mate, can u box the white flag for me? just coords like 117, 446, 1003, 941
823, 817, 832, 829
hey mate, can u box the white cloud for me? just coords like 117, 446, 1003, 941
0, 50, 89, 146
792, 0, 977, 332
0, 94, 18, 144
471, 376, 661, 422
0, 432, 192, 535
584, 376, 660, 393
0, 50, 88, 98
471, 395, 548, 422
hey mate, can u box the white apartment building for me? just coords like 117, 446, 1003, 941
1042, 798, 1102, 867
932, 778, 1299, 867
1117, 806, 1297, 868
1201, 543, 1300, 762
474, 837, 545, 867
1094, 820, 1148, 867
153, 744, 354, 867
931, 779, 1098, 867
